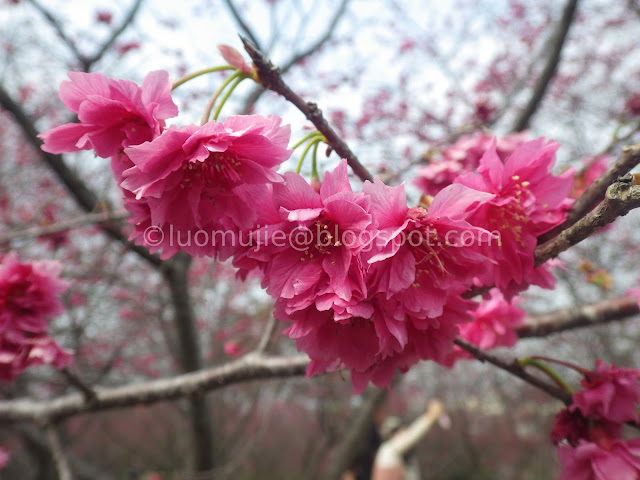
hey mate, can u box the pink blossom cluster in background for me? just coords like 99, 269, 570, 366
0, 252, 71, 380
38, 70, 578, 393
553, 361, 640, 479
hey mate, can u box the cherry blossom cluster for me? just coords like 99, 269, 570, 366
552, 361, 640, 479
0, 252, 71, 380
38, 69, 576, 393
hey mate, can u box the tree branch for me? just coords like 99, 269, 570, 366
0, 354, 309, 424
0, 85, 162, 267
46, 424, 73, 480
163, 252, 214, 471
323, 386, 389, 480
254, 315, 278, 354
240, 0, 350, 112
27, 0, 88, 67
511, 0, 580, 132
222, 0, 263, 52
59, 368, 97, 404
540, 143, 640, 243
453, 338, 572, 405
535, 181, 640, 265
0, 210, 129, 245
517, 296, 639, 338
83, 0, 145, 71
241, 37, 373, 183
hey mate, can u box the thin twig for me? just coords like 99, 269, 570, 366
511, 0, 580, 132
241, 0, 351, 112
59, 368, 97, 403
254, 316, 278, 354
223, 0, 263, 52
453, 338, 572, 405
0, 210, 129, 245
28, 0, 88, 66
241, 37, 373, 183
45, 424, 73, 480
83, 0, 145, 71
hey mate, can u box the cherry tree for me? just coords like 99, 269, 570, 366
1, 0, 640, 479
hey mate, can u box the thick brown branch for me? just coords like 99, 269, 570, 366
517, 296, 640, 338
163, 252, 214, 471
453, 338, 572, 405
535, 181, 640, 265
0, 354, 309, 424
241, 37, 373, 183
511, 0, 580, 132
541, 144, 640, 242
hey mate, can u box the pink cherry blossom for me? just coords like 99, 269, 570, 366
0, 336, 72, 380
39, 70, 178, 158
454, 137, 573, 294
364, 179, 494, 319
414, 132, 528, 196
253, 160, 373, 319
558, 439, 640, 480
0, 252, 68, 335
445, 289, 525, 364
0, 253, 72, 380
280, 294, 475, 394
552, 408, 621, 448
120, 115, 291, 259
572, 360, 640, 424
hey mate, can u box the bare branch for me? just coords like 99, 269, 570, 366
223, 0, 263, 52
517, 296, 639, 338
241, 37, 373, 183
540, 143, 640, 242
453, 338, 572, 405
163, 252, 214, 471
511, 0, 580, 132
0, 210, 129, 245
0, 354, 309, 424
535, 181, 640, 265
323, 386, 389, 480
241, 0, 350, 112
46, 424, 73, 480
59, 369, 97, 404
83, 0, 145, 71
254, 315, 278, 354
27, 0, 88, 67
0, 85, 162, 267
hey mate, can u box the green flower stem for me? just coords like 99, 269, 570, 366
518, 358, 573, 394
172, 66, 235, 90
295, 138, 323, 175
311, 141, 320, 181
290, 131, 324, 151
200, 71, 244, 125
212, 75, 246, 121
